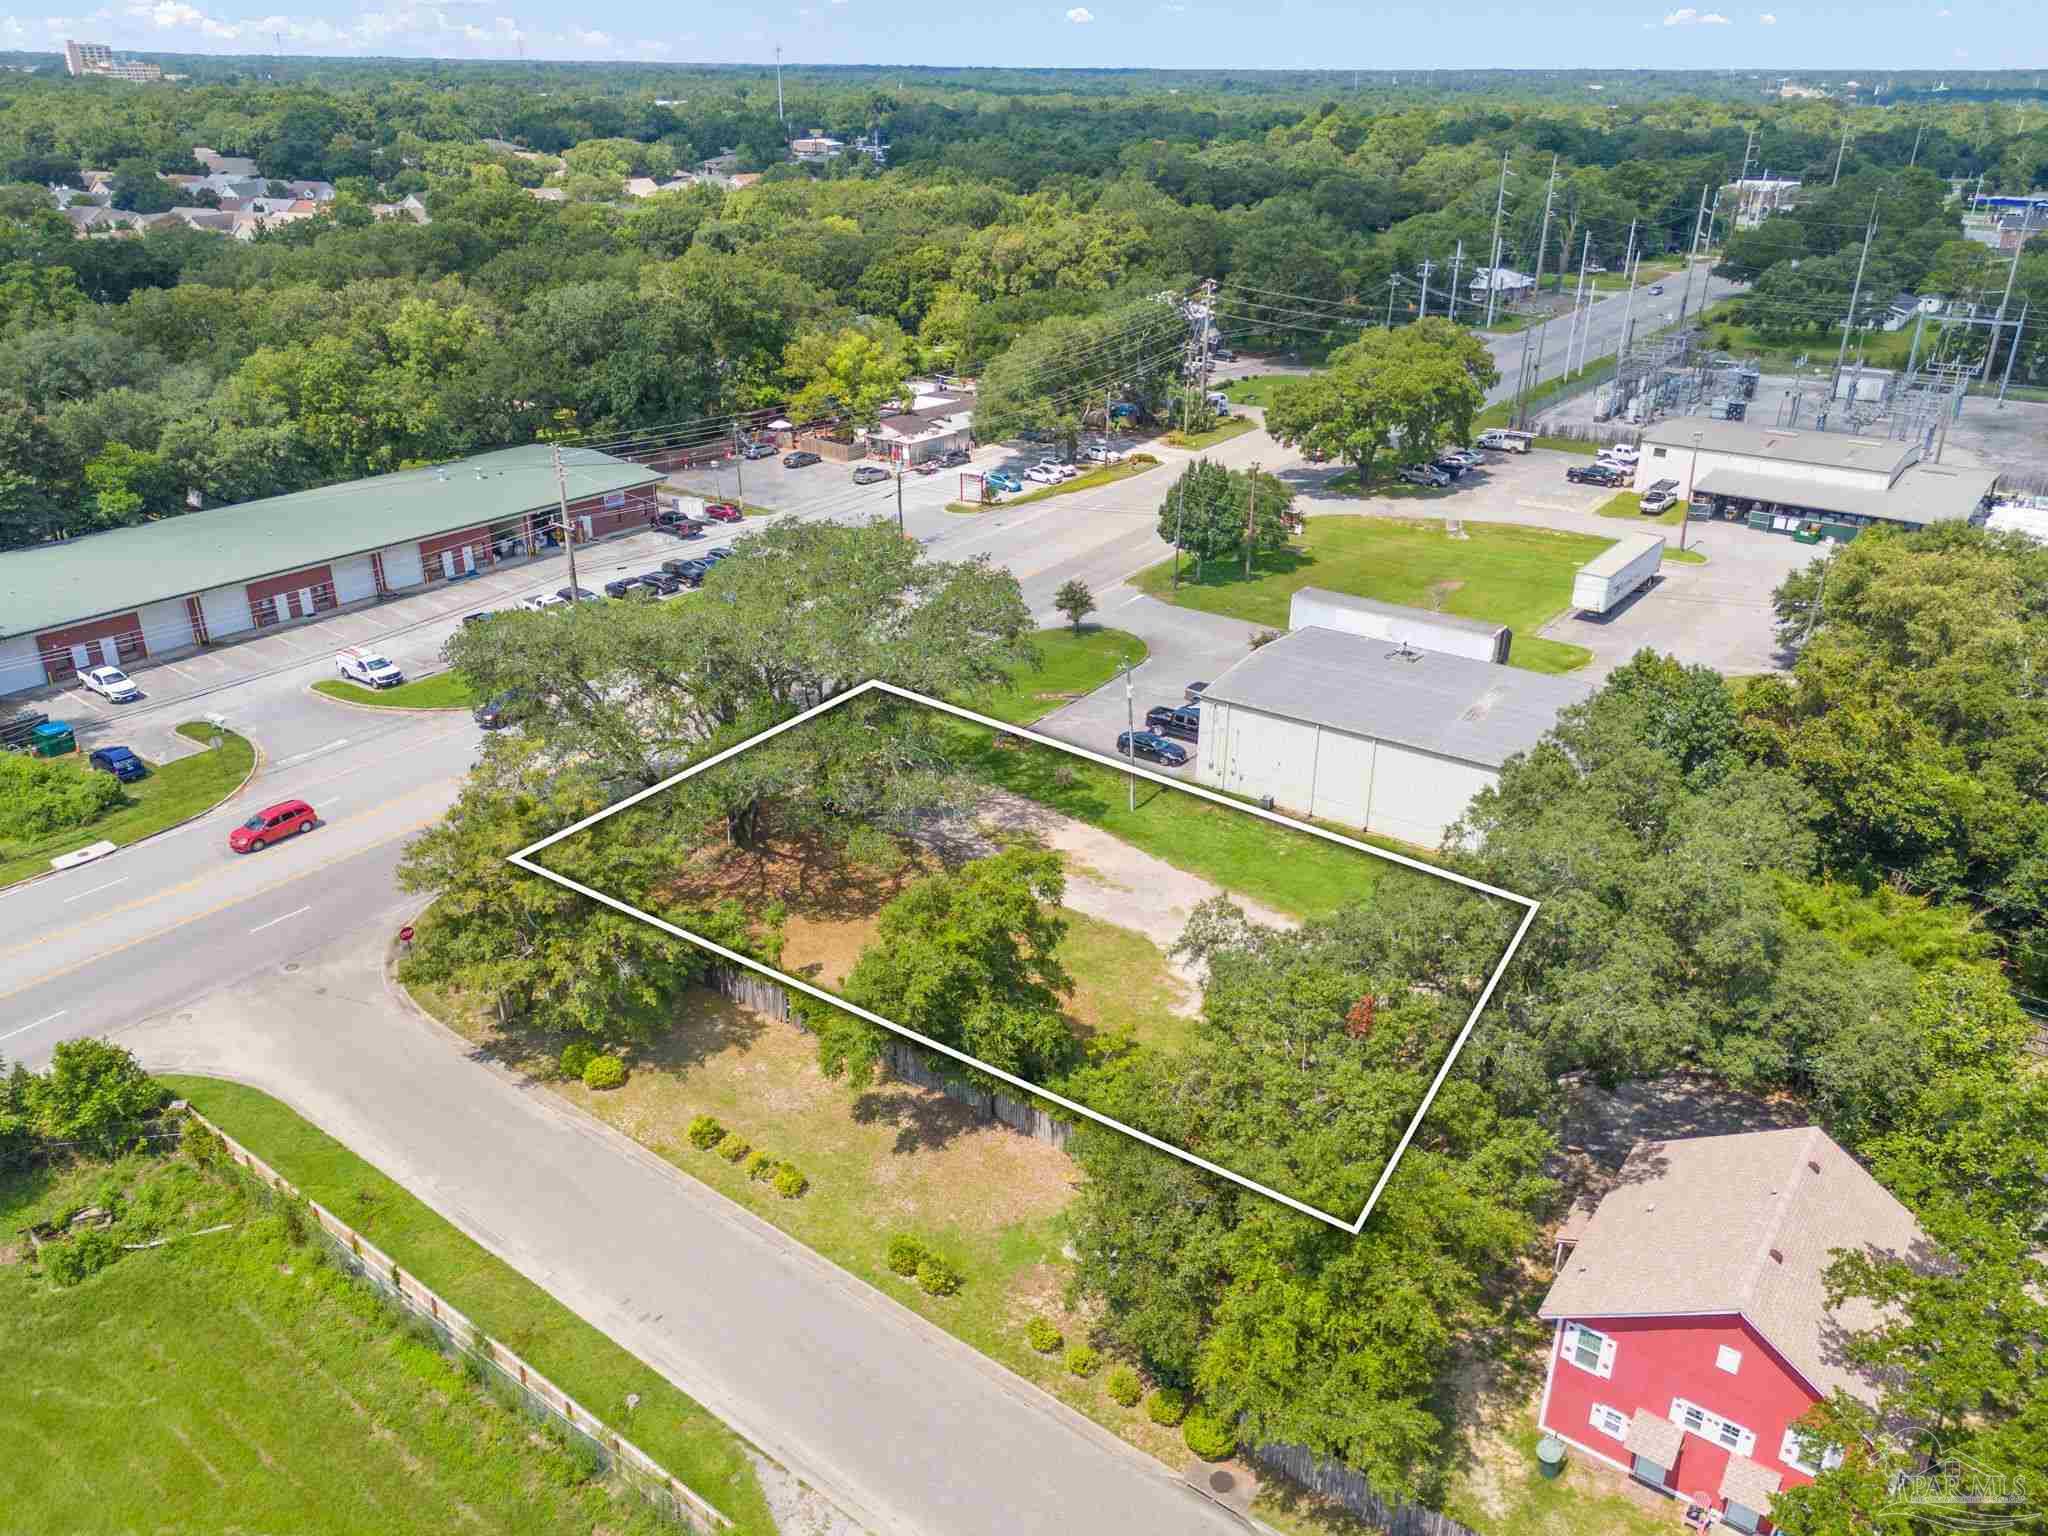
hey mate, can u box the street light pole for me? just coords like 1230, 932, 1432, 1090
733, 423, 745, 503
895, 463, 905, 534
1122, 658, 1137, 812
1684, 430, 1701, 554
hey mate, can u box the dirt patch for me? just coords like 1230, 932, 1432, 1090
1427, 578, 1467, 607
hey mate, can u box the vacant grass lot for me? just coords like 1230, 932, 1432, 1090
964, 626, 1146, 726
1167, 415, 1259, 450
0, 1144, 688, 1536
1133, 516, 1605, 675
1222, 374, 1304, 408
0, 724, 254, 888
313, 672, 475, 709
158, 1077, 774, 1534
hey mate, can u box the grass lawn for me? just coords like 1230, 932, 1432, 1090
408, 980, 1207, 1480
1696, 303, 1914, 373
1436, 1411, 1677, 1536
1166, 415, 1259, 450
158, 1076, 774, 1534
1132, 516, 1605, 676
963, 625, 1147, 726
1594, 490, 1687, 527
947, 457, 1158, 514
1222, 374, 1304, 408
951, 724, 1405, 922
1059, 909, 1196, 1055
313, 672, 475, 710
0, 724, 254, 888
0, 1144, 687, 1536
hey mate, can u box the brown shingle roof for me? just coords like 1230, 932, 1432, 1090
1719, 1453, 1783, 1515
1539, 1127, 1926, 1405
1624, 1409, 1684, 1467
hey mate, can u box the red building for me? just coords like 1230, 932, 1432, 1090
1538, 1127, 1924, 1534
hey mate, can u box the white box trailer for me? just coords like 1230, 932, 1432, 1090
1288, 587, 1510, 664
1572, 533, 1665, 615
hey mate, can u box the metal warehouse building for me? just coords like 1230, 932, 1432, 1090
0, 446, 660, 695
1194, 626, 1593, 849
1287, 587, 1511, 664
1632, 418, 1998, 541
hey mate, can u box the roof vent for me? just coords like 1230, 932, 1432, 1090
1807, 1159, 1822, 1174
1768, 1247, 1784, 1264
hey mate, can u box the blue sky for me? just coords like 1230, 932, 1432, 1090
0, 0, 2034, 71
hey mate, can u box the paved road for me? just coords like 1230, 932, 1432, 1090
115, 932, 1249, 1536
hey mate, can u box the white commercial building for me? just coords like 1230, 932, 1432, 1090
1287, 588, 1511, 664
1193, 626, 1592, 849
865, 381, 975, 466
1633, 418, 1998, 542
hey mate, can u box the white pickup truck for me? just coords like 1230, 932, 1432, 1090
335, 646, 406, 689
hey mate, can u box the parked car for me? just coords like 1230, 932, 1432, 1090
1083, 444, 1126, 464
1647, 283, 1665, 296
1638, 479, 1682, 514
742, 442, 777, 459
522, 592, 567, 611
1441, 448, 1485, 469
852, 464, 891, 484
1212, 347, 1236, 362
913, 458, 944, 475
461, 609, 498, 627
1567, 463, 1630, 487
1477, 428, 1533, 453
1184, 681, 1209, 705
335, 646, 405, 688
1026, 465, 1063, 485
474, 691, 523, 730
1398, 464, 1453, 488
700, 547, 734, 563
985, 470, 1024, 494
702, 501, 744, 522
638, 570, 685, 594
80, 664, 141, 702
660, 519, 704, 540
1116, 731, 1189, 768
229, 798, 317, 854
604, 576, 656, 600
87, 744, 146, 782
1601, 445, 1643, 466
556, 586, 601, 604
1145, 705, 1201, 743
938, 447, 972, 467
661, 558, 709, 586
651, 506, 693, 529
783, 450, 822, 468
1431, 456, 1471, 479
1037, 460, 1079, 480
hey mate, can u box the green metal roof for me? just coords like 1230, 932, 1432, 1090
0, 445, 661, 641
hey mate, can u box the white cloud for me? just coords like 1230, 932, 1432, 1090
1663, 6, 1730, 21
1936, 6, 1950, 13
1952, 44, 1967, 56
1, 12, 26, 35
1758, 10, 1776, 20
568, 24, 609, 45
1065, 5, 1093, 18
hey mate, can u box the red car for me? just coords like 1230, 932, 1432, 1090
230, 798, 317, 854
702, 502, 744, 523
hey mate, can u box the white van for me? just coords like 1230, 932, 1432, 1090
335, 646, 406, 689
1478, 429, 1533, 453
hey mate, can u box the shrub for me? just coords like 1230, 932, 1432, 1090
1064, 1344, 1101, 1378
1130, 452, 1159, 465
558, 1040, 596, 1080
715, 1133, 751, 1163
771, 1163, 808, 1199
1182, 1409, 1237, 1461
686, 1114, 726, 1150
886, 1233, 927, 1276
1105, 1365, 1142, 1406
1145, 1388, 1188, 1427
915, 1255, 962, 1296
581, 1055, 626, 1090
43, 1229, 118, 1287
31, 1040, 166, 1153
0, 751, 125, 840
1024, 1316, 1063, 1354
746, 1150, 777, 1181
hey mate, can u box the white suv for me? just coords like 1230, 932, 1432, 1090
81, 665, 141, 702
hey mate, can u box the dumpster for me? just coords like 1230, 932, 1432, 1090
32, 721, 75, 756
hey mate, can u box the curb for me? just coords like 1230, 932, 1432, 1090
381, 932, 1265, 1536
0, 728, 263, 897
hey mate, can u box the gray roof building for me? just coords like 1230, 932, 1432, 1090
1201, 625, 1590, 770
1540, 1126, 1927, 1404
0, 445, 659, 643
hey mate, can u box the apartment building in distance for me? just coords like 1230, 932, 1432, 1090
64, 39, 164, 81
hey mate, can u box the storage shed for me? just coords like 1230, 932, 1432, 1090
1286, 588, 1511, 664
1194, 626, 1594, 849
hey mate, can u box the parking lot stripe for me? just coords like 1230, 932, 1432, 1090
249, 905, 310, 934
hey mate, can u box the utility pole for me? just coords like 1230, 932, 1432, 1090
1908, 123, 1924, 166
1121, 659, 1137, 812
1171, 476, 1186, 589
1485, 150, 1511, 328
732, 423, 745, 502
1448, 240, 1464, 326
894, 463, 905, 534
1568, 230, 1592, 376
1521, 311, 1554, 430
1531, 155, 1559, 300
1835, 196, 1880, 376
1998, 299, 2028, 407
1907, 307, 1928, 375
1617, 224, 1641, 361
551, 443, 581, 599
1984, 245, 2022, 381
1512, 157, 1559, 426
1242, 462, 1259, 579
1831, 119, 1850, 186
775, 45, 785, 128
1385, 272, 1399, 329
1740, 124, 1756, 181
1417, 257, 1435, 320
1676, 183, 1710, 332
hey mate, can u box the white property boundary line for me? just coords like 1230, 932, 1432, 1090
509, 680, 1541, 1235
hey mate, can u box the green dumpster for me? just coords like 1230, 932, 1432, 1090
31, 722, 75, 756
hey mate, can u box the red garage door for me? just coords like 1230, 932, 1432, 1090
247, 565, 337, 629
36, 613, 145, 684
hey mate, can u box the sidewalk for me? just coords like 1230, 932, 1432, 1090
121, 929, 1254, 1536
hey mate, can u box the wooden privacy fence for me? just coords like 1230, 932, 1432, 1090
708, 966, 1072, 1152
174, 1104, 733, 1533
1250, 1442, 1481, 1536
